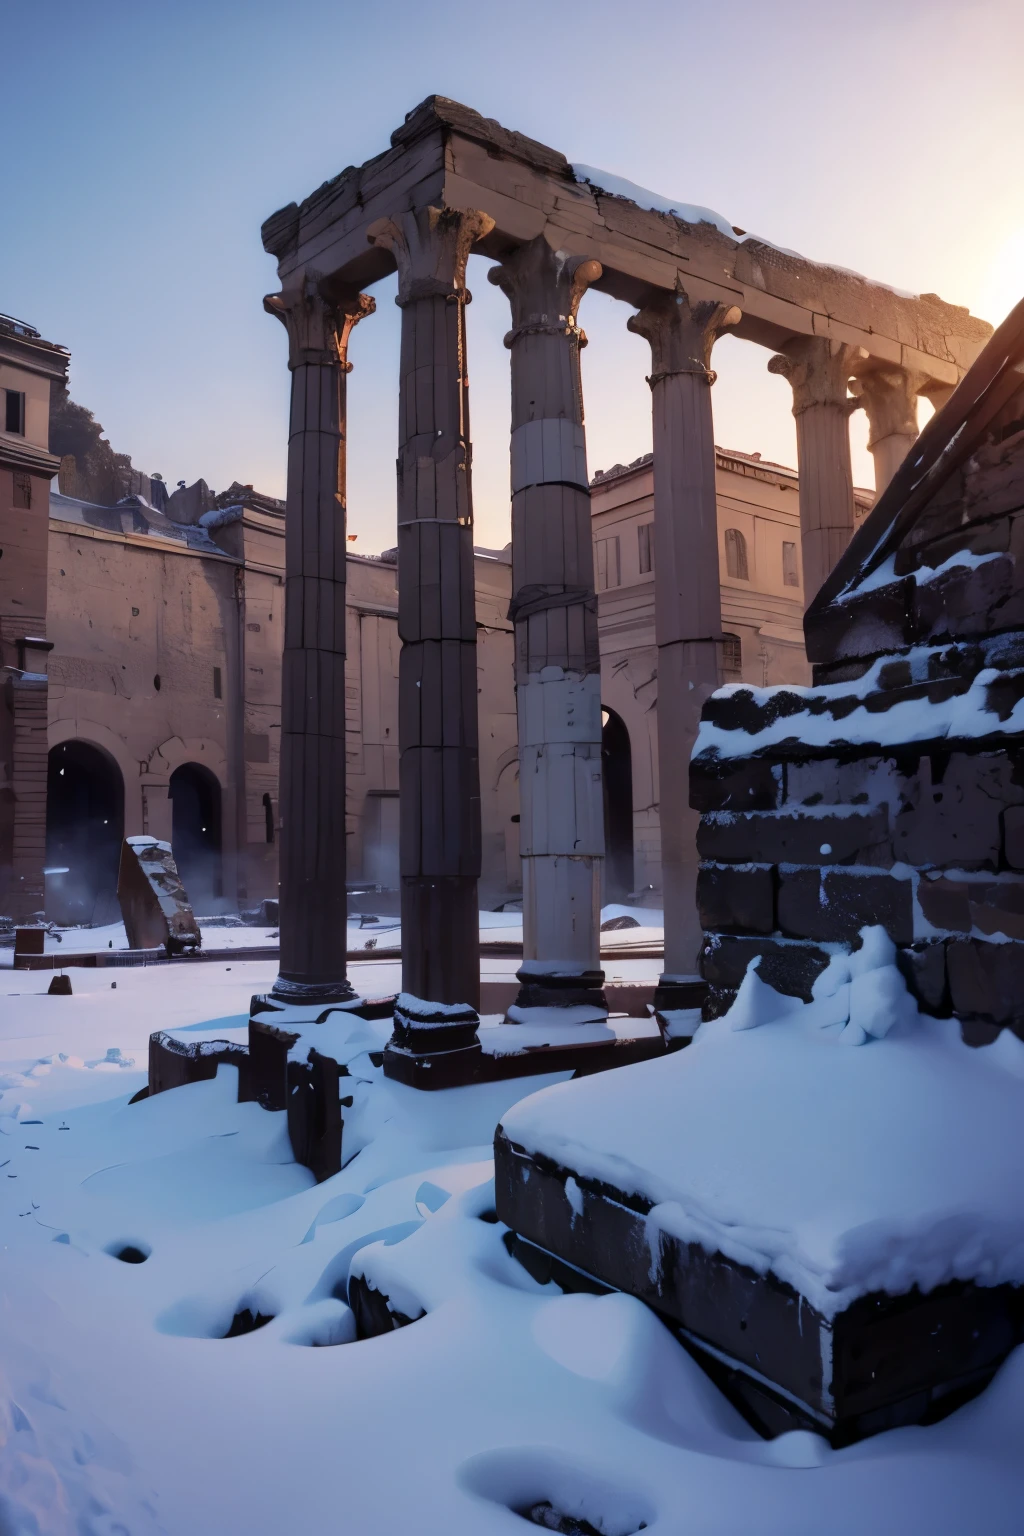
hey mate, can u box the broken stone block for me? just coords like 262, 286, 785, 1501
390, 993, 481, 1054
148, 1031, 247, 1094
288, 1048, 345, 1184
495, 947, 1024, 1446
117, 836, 201, 953
496, 1135, 1019, 1446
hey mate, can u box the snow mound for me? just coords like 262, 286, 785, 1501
501, 928, 1024, 1316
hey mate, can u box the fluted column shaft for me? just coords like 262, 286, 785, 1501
369, 207, 494, 1007
769, 338, 864, 602
628, 286, 740, 982
264, 278, 374, 1001
489, 237, 605, 999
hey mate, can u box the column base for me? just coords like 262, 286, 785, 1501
653, 972, 708, 1048
269, 974, 358, 1005
653, 972, 708, 1012
509, 961, 607, 1021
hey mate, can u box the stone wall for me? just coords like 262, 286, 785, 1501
692, 310, 1024, 1042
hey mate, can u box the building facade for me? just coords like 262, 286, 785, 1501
22, 438, 868, 925
590, 449, 872, 898
0, 308, 877, 925
0, 314, 68, 921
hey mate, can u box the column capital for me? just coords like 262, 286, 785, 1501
264, 275, 374, 370
768, 335, 868, 416
848, 363, 928, 449
367, 205, 495, 306
487, 235, 602, 349
627, 281, 741, 385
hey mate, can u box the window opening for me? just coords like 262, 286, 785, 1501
4, 390, 25, 435
637, 522, 654, 574
595, 535, 621, 591
724, 528, 749, 581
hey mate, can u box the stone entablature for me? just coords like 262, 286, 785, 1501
264, 98, 987, 389
691, 296, 1024, 1040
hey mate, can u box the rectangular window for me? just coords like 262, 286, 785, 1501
782, 540, 800, 587
13, 472, 31, 509
638, 522, 654, 574
595, 535, 621, 591
213, 666, 222, 699
722, 633, 743, 676
4, 390, 25, 435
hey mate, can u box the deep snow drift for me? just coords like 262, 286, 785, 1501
1, 950, 1023, 1533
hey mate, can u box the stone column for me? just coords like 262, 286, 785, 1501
368, 206, 494, 1009
627, 283, 741, 996
768, 337, 865, 602
263, 276, 374, 1002
850, 365, 926, 493
488, 236, 607, 1017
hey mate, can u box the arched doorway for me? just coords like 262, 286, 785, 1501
46, 741, 124, 925
169, 763, 223, 913
602, 707, 634, 903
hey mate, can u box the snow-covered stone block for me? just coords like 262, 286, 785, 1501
496, 934, 1024, 1444
117, 835, 201, 953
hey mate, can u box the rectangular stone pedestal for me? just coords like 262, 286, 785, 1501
383, 1021, 665, 1091
494, 1128, 1022, 1446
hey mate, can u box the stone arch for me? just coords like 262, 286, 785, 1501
147, 735, 229, 786
46, 739, 125, 925
48, 716, 137, 825
169, 761, 224, 912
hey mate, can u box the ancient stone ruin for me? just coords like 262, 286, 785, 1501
117, 834, 200, 954
142, 105, 1024, 1448
693, 292, 1024, 1039
249, 95, 988, 1077
494, 295, 1024, 1445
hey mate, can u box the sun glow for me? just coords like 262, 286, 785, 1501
974, 227, 1024, 329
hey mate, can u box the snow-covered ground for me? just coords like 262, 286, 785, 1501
2, 905, 665, 964
2, 953, 1023, 1534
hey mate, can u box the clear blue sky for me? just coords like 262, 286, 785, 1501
4, 0, 1022, 550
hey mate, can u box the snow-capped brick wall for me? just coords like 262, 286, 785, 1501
690, 312, 1024, 1041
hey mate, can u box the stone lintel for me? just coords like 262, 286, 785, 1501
266, 103, 991, 379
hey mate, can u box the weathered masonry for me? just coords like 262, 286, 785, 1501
494, 302, 1024, 1450
693, 295, 1024, 1041
262, 95, 990, 1007
0, 313, 68, 922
